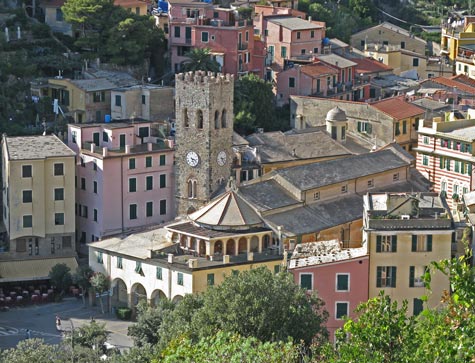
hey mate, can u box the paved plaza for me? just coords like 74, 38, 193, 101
0, 298, 134, 351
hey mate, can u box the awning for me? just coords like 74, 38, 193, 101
0, 256, 78, 283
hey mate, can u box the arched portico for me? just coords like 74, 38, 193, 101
111, 278, 128, 308
238, 237, 247, 254
151, 289, 167, 307
226, 239, 236, 256
172, 295, 183, 304
130, 282, 147, 306
250, 235, 259, 252
214, 240, 223, 255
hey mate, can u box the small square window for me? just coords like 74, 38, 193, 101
22, 165, 32, 178
393, 173, 399, 181
313, 191, 320, 200
23, 215, 32, 228
336, 302, 349, 319
367, 179, 374, 188
55, 213, 64, 225
341, 185, 348, 194
54, 163, 64, 176
23, 190, 32, 203
54, 188, 64, 201
201, 31, 209, 42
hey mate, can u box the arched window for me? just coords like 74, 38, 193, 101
214, 110, 220, 129
184, 108, 189, 128
197, 110, 203, 130
221, 109, 227, 128
187, 179, 197, 199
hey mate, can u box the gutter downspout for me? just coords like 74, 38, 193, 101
121, 156, 124, 233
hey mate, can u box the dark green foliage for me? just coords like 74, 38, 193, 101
49, 263, 73, 295
181, 48, 221, 72
70, 321, 108, 350
116, 307, 132, 320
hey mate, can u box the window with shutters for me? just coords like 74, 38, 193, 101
177, 272, 184, 286
129, 178, 137, 193
130, 204, 137, 220
117, 256, 123, 269
357, 121, 371, 134
335, 302, 349, 320
336, 274, 349, 291
135, 261, 143, 275
129, 158, 136, 170
411, 235, 432, 252
97, 251, 103, 264
23, 190, 32, 203
413, 298, 424, 316
207, 273, 215, 286
146, 156, 152, 168
300, 273, 312, 290
376, 266, 397, 288
409, 266, 426, 287
160, 174, 166, 188
146, 176, 153, 190
156, 266, 162, 280
376, 235, 397, 252
146, 201, 153, 217
422, 155, 429, 166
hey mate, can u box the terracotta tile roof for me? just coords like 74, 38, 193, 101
352, 57, 392, 74
40, 0, 65, 7
428, 76, 475, 94
300, 62, 338, 77
451, 74, 475, 88
370, 97, 424, 120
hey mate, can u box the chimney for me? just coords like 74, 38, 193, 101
168, 253, 174, 263
247, 252, 254, 261
90, 144, 95, 153
103, 147, 108, 157
125, 145, 131, 154
188, 259, 198, 268
223, 255, 230, 264
167, 138, 174, 148
308, 16, 312, 22
147, 142, 153, 151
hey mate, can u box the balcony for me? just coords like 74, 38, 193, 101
238, 42, 248, 51
82, 140, 171, 156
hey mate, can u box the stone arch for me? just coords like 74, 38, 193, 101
187, 206, 196, 215
199, 240, 206, 256
183, 108, 189, 127
263, 234, 271, 249
187, 179, 197, 199
250, 235, 259, 252
171, 232, 179, 244
221, 109, 227, 128
238, 237, 247, 253
111, 278, 128, 308
151, 289, 167, 307
190, 237, 197, 250
180, 235, 187, 248
214, 110, 220, 129
226, 239, 236, 255
172, 295, 183, 304
196, 110, 204, 130
131, 282, 147, 306
214, 240, 223, 254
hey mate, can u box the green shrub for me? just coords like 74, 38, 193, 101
116, 307, 132, 320
31, 23, 51, 39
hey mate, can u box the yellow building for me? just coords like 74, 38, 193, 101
441, 16, 475, 64
363, 192, 452, 316
0, 135, 78, 283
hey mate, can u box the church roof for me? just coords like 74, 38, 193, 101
189, 188, 263, 229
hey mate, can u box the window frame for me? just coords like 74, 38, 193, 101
146, 175, 153, 191
335, 301, 349, 320
336, 273, 350, 292
129, 204, 138, 220
55, 213, 64, 226
129, 177, 137, 193
22, 190, 32, 203
177, 272, 184, 286
54, 163, 64, 176
129, 158, 136, 170
299, 273, 313, 291
23, 215, 33, 228
54, 187, 64, 201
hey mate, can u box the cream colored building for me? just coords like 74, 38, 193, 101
363, 192, 452, 316
0, 135, 77, 283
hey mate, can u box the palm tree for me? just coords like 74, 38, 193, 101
181, 48, 221, 72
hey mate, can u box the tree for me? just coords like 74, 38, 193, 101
90, 272, 109, 314
320, 292, 418, 363
70, 321, 108, 350
158, 267, 328, 349
181, 48, 220, 73
234, 74, 277, 134
128, 299, 175, 347
73, 265, 94, 306
49, 263, 73, 297
156, 331, 302, 363
0, 338, 67, 363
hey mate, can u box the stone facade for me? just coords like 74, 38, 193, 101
174, 71, 234, 215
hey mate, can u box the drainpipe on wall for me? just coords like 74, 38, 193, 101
121, 156, 124, 233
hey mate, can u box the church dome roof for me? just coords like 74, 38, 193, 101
189, 188, 263, 230
326, 106, 347, 122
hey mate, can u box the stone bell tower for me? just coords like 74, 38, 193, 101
174, 71, 234, 216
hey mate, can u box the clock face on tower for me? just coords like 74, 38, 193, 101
217, 151, 227, 166
186, 151, 199, 167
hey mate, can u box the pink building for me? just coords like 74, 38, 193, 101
263, 15, 325, 75
168, 0, 265, 77
415, 118, 475, 209
67, 120, 175, 245
288, 240, 369, 341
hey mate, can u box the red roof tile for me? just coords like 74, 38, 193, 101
427, 76, 475, 94
300, 62, 338, 77
451, 74, 475, 88
370, 97, 424, 120
352, 57, 392, 74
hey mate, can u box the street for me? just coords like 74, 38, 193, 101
0, 298, 134, 351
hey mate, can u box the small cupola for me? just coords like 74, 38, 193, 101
325, 106, 348, 143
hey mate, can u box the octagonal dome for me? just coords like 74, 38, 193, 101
326, 106, 347, 122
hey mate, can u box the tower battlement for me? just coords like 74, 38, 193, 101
175, 71, 234, 86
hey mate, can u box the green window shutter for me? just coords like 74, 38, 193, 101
391, 267, 397, 288
439, 157, 444, 169
274, 265, 281, 274
300, 274, 312, 290
159, 155, 166, 165
447, 140, 451, 148
391, 235, 397, 252
412, 235, 417, 252
376, 235, 382, 252
146, 156, 152, 167
455, 161, 460, 173
376, 267, 382, 288
468, 164, 473, 175
403, 121, 407, 134
413, 298, 424, 316
409, 266, 415, 287
461, 143, 466, 152
207, 273, 214, 286
156, 267, 162, 280
440, 139, 444, 147
357, 121, 362, 132
427, 235, 433, 251
446, 159, 451, 171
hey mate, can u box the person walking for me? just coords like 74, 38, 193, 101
55, 315, 61, 331
25, 329, 31, 339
